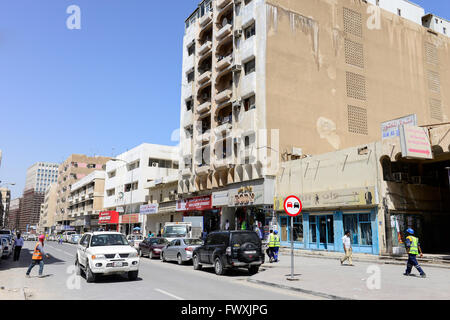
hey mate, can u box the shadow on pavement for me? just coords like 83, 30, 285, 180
0, 244, 67, 271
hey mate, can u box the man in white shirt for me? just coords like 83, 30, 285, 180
13, 233, 24, 261
340, 231, 354, 266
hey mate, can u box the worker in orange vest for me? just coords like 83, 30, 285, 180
26, 235, 50, 278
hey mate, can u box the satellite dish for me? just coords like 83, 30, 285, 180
222, 17, 228, 27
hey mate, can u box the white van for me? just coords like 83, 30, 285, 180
63, 231, 76, 242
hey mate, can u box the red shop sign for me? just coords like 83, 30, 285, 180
177, 196, 212, 211
99, 211, 119, 224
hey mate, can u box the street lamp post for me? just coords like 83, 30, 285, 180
111, 159, 134, 236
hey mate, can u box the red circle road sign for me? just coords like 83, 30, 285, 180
283, 196, 303, 217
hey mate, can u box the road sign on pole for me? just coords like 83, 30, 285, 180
283, 196, 302, 281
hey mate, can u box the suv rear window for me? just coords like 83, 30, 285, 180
231, 232, 260, 245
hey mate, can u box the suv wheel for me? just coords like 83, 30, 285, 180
86, 263, 96, 283
177, 254, 183, 265
193, 254, 202, 270
128, 270, 138, 281
214, 257, 226, 276
248, 266, 260, 275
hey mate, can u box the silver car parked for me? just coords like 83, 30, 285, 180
161, 238, 204, 265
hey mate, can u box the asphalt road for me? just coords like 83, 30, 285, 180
0, 241, 317, 300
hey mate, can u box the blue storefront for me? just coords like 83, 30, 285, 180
278, 209, 379, 255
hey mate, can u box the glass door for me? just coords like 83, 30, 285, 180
318, 215, 335, 250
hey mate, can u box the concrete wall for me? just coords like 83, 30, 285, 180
264, 0, 450, 160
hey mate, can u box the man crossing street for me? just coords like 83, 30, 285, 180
26, 235, 50, 278
404, 228, 426, 278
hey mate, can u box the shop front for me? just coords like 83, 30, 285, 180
176, 195, 220, 236
98, 211, 119, 232
274, 187, 380, 255
120, 213, 144, 235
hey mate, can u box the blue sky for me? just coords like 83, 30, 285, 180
0, 0, 448, 199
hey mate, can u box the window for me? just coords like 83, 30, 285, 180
243, 95, 255, 111
187, 71, 195, 83
293, 216, 303, 242
244, 23, 255, 39
186, 99, 193, 111
343, 213, 372, 246
108, 171, 116, 178
244, 59, 256, 75
188, 44, 195, 56
149, 158, 173, 168
124, 182, 138, 192
309, 216, 317, 243
397, 9, 401, 16
106, 189, 115, 197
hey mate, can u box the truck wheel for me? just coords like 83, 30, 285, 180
214, 257, 226, 276
193, 254, 202, 270
128, 270, 138, 281
86, 263, 96, 283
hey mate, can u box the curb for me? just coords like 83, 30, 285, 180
247, 279, 353, 300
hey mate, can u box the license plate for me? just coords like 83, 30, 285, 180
113, 262, 123, 267
245, 251, 257, 254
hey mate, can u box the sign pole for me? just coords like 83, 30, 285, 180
284, 195, 302, 282
290, 215, 295, 280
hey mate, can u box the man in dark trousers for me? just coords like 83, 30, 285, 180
404, 228, 426, 278
26, 235, 50, 278
13, 232, 24, 261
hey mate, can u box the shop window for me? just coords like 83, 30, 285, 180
343, 213, 372, 246
293, 216, 303, 242
280, 217, 288, 242
309, 216, 317, 243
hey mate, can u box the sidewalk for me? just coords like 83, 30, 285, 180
249, 253, 450, 300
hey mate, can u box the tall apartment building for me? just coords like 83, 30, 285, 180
20, 189, 44, 233
55, 154, 111, 230
103, 144, 178, 235
8, 198, 21, 231
24, 162, 59, 193
0, 188, 11, 228
38, 184, 58, 234
68, 171, 106, 233
178, 0, 449, 231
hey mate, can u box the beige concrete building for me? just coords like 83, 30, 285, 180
38, 184, 58, 234
144, 175, 181, 236
178, 0, 449, 234
55, 154, 110, 231
68, 171, 106, 233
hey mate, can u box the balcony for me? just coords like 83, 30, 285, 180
197, 101, 211, 114
198, 41, 212, 57
216, 24, 233, 42
196, 164, 211, 176
216, 55, 233, 71
200, 11, 213, 27
215, 88, 232, 104
217, 0, 232, 11
240, 72, 256, 98
182, 167, 193, 177
198, 71, 212, 85
196, 131, 211, 143
241, 37, 256, 64
215, 119, 233, 135
182, 111, 193, 128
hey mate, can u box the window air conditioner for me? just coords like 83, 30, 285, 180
152, 162, 159, 167
234, 29, 243, 38
232, 64, 242, 72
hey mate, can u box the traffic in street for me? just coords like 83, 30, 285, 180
0, 237, 315, 300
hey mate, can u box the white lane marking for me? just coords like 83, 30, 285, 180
154, 288, 184, 300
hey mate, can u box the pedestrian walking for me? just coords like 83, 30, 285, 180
340, 231, 354, 266
403, 228, 426, 278
225, 219, 230, 231
26, 235, 50, 278
266, 230, 280, 263
254, 223, 263, 240
58, 235, 63, 245
13, 232, 24, 261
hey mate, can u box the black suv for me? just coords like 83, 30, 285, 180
192, 230, 264, 275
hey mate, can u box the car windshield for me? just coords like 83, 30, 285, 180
184, 239, 203, 246
163, 226, 187, 237
0, 231, 11, 235
231, 232, 260, 245
131, 235, 143, 240
149, 238, 167, 245
90, 234, 129, 247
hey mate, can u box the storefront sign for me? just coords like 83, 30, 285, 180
140, 204, 159, 215
274, 187, 377, 210
229, 185, 264, 207
121, 214, 140, 224
176, 196, 212, 211
99, 211, 119, 224
381, 114, 417, 140
399, 125, 433, 160
212, 191, 229, 206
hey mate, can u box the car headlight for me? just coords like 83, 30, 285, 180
91, 255, 105, 260
129, 252, 138, 258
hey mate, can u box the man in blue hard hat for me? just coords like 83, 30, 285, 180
403, 228, 426, 278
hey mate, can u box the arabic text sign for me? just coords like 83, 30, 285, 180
400, 125, 433, 160
140, 204, 159, 215
381, 114, 417, 140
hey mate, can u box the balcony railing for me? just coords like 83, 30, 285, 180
217, 0, 232, 10
198, 41, 212, 56
200, 11, 213, 27
216, 55, 233, 71
216, 24, 233, 41
197, 101, 211, 114
198, 70, 212, 85
215, 88, 232, 104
